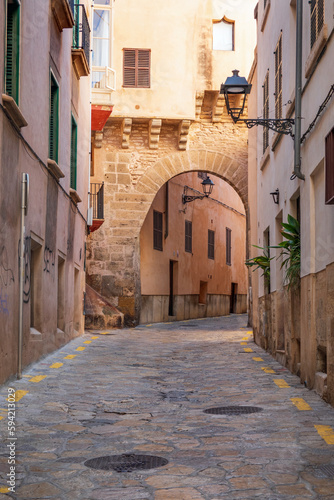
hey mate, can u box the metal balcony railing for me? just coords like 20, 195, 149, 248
90, 182, 104, 220
69, 2, 90, 68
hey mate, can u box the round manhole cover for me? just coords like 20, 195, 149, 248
84, 453, 168, 472
204, 406, 263, 415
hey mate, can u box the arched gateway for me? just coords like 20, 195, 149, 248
87, 146, 248, 326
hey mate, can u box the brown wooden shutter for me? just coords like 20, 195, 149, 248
137, 49, 150, 87
208, 230, 215, 260
325, 128, 334, 204
153, 210, 163, 251
226, 228, 232, 265
123, 48, 150, 88
185, 220, 192, 253
123, 49, 136, 87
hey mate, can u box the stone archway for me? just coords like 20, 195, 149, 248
87, 148, 248, 325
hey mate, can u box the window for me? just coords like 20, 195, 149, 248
310, 0, 324, 48
226, 228, 232, 266
5, 0, 20, 103
92, 2, 112, 88
264, 227, 270, 293
274, 33, 282, 120
70, 115, 78, 190
325, 127, 334, 204
263, 71, 269, 153
185, 220, 192, 253
153, 210, 163, 251
49, 73, 59, 162
213, 17, 234, 51
123, 49, 150, 88
208, 230, 215, 260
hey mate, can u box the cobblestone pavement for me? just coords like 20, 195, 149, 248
1, 314, 334, 499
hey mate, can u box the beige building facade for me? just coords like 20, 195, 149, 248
87, 0, 257, 326
0, 0, 91, 383
248, 0, 334, 404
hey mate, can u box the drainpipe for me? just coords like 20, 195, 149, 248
18, 173, 29, 379
294, 0, 305, 180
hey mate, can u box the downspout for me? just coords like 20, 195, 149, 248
294, 0, 305, 180
18, 173, 28, 379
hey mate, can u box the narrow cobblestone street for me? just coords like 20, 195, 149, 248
1, 315, 334, 499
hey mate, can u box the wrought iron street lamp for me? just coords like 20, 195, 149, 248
220, 70, 295, 137
182, 176, 215, 204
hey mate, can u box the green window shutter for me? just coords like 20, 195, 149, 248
70, 116, 78, 190
5, 0, 20, 103
49, 74, 59, 162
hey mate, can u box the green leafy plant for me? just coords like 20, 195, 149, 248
273, 214, 301, 290
245, 245, 273, 289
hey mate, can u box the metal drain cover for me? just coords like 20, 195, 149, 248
314, 464, 334, 478
204, 406, 263, 415
84, 453, 168, 472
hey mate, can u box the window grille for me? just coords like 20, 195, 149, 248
310, 0, 324, 49
208, 230, 215, 260
185, 221, 192, 253
123, 49, 150, 88
153, 211, 163, 251
263, 71, 269, 153
226, 228, 232, 266
274, 33, 282, 120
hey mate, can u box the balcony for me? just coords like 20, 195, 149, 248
51, 0, 74, 31
70, 2, 90, 78
89, 182, 104, 233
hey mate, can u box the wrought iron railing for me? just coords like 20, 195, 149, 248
69, 2, 90, 68
90, 182, 104, 220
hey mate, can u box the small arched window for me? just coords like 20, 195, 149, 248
213, 17, 235, 51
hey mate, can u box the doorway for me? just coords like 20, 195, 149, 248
169, 260, 177, 316
230, 282, 238, 313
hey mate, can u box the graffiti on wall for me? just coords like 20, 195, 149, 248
19, 237, 31, 304
43, 246, 55, 277
0, 246, 14, 288
0, 289, 9, 315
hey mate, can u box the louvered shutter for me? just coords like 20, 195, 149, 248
137, 50, 150, 88
325, 128, 334, 205
49, 76, 59, 162
123, 49, 150, 88
185, 221, 192, 253
70, 117, 77, 190
153, 211, 163, 251
123, 49, 136, 87
226, 228, 232, 266
5, 1, 20, 103
208, 230, 215, 260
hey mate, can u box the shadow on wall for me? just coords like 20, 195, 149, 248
85, 284, 124, 330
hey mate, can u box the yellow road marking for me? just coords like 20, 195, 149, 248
244, 348, 253, 353
242, 337, 249, 340
50, 363, 63, 369
83, 340, 92, 344
274, 379, 290, 388
291, 398, 312, 411
0, 487, 9, 493
145, 325, 152, 327
64, 355, 77, 360
7, 390, 28, 402
240, 342, 247, 345
100, 332, 109, 335
76, 346, 85, 351
253, 357, 264, 362
247, 331, 253, 334
91, 336, 99, 339
30, 375, 47, 383
261, 367, 276, 374
0, 416, 3, 421
314, 425, 334, 444
0, 408, 8, 412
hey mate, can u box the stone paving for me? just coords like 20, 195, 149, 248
1, 314, 334, 499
